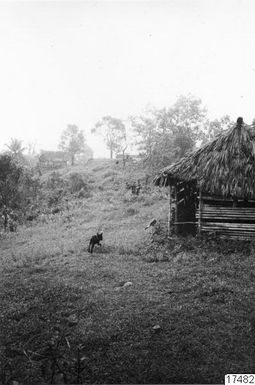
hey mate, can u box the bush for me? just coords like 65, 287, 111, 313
77, 188, 92, 199
68, 173, 88, 194
103, 171, 117, 179
47, 189, 64, 207
46, 172, 65, 190
122, 191, 138, 203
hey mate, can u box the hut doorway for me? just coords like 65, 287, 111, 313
170, 181, 197, 236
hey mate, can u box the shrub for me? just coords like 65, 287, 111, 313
77, 188, 92, 199
68, 173, 88, 194
46, 171, 65, 190
142, 196, 155, 206
103, 171, 117, 179
123, 191, 138, 203
47, 189, 64, 207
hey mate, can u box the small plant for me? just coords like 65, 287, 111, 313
68, 173, 88, 194
103, 171, 117, 179
46, 171, 65, 190
150, 222, 168, 245
142, 196, 154, 206
47, 189, 64, 207
125, 207, 139, 216
77, 188, 92, 199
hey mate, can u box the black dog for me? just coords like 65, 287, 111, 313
88, 232, 103, 253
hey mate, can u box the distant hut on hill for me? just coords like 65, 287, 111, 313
154, 117, 255, 239
38, 151, 69, 170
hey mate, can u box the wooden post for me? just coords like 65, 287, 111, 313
198, 185, 202, 235
175, 184, 178, 234
168, 185, 172, 236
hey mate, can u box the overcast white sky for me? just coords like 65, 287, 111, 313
1, 0, 255, 157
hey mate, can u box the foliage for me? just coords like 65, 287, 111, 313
202, 115, 234, 144
129, 106, 159, 166
59, 125, 86, 165
17, 168, 41, 214
167, 94, 207, 157
46, 171, 66, 190
46, 189, 64, 208
130, 95, 208, 169
67, 173, 89, 194
0, 154, 23, 209
5, 138, 26, 164
0, 155, 43, 230
92, 116, 126, 159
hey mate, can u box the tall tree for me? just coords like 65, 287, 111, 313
59, 125, 85, 165
165, 95, 207, 158
130, 95, 208, 168
129, 106, 159, 166
92, 116, 126, 159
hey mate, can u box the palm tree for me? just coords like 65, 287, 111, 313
5, 138, 26, 161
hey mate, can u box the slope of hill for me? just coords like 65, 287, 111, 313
0, 159, 254, 384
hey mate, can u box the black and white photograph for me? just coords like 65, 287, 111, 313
0, 0, 255, 384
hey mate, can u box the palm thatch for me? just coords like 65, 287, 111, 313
154, 118, 255, 199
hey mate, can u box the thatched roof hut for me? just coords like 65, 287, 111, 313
155, 117, 255, 198
154, 118, 255, 238
38, 151, 69, 169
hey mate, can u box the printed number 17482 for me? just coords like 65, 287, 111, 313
225, 375, 255, 384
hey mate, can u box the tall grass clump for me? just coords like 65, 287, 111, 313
68, 172, 89, 194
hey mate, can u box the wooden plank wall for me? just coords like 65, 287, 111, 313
196, 203, 255, 239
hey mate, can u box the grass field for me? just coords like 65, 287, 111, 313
0, 159, 255, 384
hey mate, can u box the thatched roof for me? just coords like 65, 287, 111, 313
154, 117, 255, 199
39, 151, 69, 162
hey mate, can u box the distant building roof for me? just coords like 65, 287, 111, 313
39, 151, 69, 162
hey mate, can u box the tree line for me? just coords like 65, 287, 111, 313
2, 94, 235, 171
0, 94, 240, 232
92, 94, 234, 169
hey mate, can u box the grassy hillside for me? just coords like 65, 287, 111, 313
0, 159, 255, 384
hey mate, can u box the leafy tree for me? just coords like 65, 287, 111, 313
92, 116, 126, 159
130, 107, 155, 162
59, 125, 86, 165
0, 155, 42, 230
130, 95, 208, 168
5, 138, 26, 163
202, 115, 233, 144
0, 154, 23, 209
17, 168, 41, 213
164, 95, 207, 158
